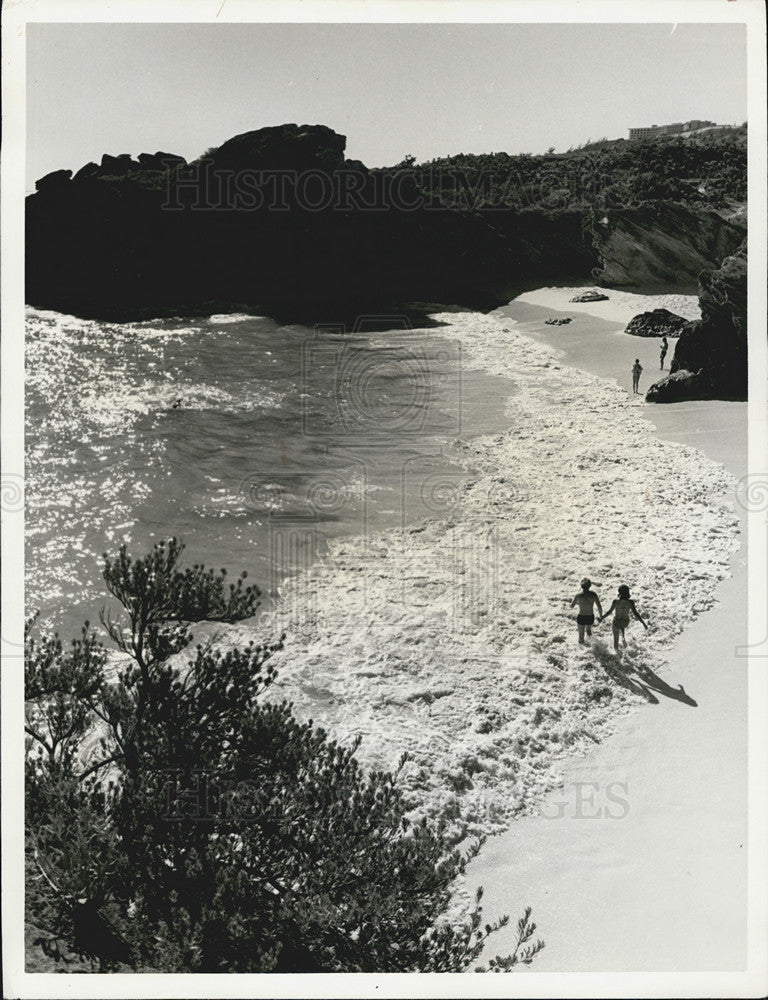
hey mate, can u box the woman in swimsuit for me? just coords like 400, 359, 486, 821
600, 584, 648, 651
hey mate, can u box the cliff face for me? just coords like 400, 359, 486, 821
26, 124, 746, 327
590, 204, 746, 287
25, 125, 599, 322
646, 241, 747, 402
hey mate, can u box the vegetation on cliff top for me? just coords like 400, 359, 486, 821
42, 124, 747, 211
379, 126, 747, 210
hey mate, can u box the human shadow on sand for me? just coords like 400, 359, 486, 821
631, 660, 698, 707
588, 641, 697, 707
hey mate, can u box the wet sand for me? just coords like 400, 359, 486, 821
465, 288, 747, 972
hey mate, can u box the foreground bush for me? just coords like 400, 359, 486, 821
25, 539, 543, 972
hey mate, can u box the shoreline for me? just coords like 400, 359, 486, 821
22, 298, 485, 332
465, 286, 747, 971
494, 291, 747, 476
24, 291, 748, 971
252, 300, 741, 844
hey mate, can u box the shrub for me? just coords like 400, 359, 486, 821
25, 539, 543, 972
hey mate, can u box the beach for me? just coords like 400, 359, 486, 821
514, 285, 703, 326
464, 287, 748, 971
12, 13, 759, 986
25, 289, 748, 972
242, 288, 744, 872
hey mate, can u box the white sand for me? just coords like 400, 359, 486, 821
461, 291, 748, 972
516, 285, 701, 325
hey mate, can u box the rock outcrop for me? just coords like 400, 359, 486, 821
591, 203, 745, 287
73, 162, 100, 183
643, 369, 703, 402
646, 241, 747, 402
209, 123, 346, 172
137, 152, 187, 171
570, 290, 608, 302
625, 308, 687, 338
35, 169, 73, 193
25, 125, 600, 321
24, 124, 747, 325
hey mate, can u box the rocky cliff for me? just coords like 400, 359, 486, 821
590, 203, 745, 287
25, 125, 599, 322
646, 240, 747, 402
26, 124, 746, 333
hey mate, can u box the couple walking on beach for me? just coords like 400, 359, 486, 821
571, 578, 648, 651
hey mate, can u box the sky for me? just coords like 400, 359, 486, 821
26, 21, 747, 189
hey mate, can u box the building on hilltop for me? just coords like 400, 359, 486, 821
628, 119, 716, 140
628, 122, 683, 140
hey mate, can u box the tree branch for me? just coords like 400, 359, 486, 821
77, 753, 124, 783
25, 725, 53, 756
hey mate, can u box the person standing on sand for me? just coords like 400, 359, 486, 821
631, 359, 643, 394
600, 584, 648, 652
570, 578, 603, 645
659, 336, 669, 369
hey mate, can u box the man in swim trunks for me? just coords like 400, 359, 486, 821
632, 359, 643, 394
570, 578, 603, 645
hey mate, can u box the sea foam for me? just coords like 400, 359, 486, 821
245, 311, 740, 837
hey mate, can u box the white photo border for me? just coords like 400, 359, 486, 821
2, 1, 766, 997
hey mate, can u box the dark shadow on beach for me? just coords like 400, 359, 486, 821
603, 656, 659, 704
588, 641, 697, 707
630, 661, 698, 707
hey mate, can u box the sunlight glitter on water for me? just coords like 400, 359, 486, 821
25, 306, 511, 636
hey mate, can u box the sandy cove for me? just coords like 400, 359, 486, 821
515, 285, 703, 325
78, 286, 747, 973
242, 293, 742, 854
463, 286, 748, 972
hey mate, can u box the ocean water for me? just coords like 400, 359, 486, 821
25, 307, 511, 636
26, 305, 741, 838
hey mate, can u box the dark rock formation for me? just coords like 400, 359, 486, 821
100, 153, 138, 174
646, 241, 747, 402
25, 125, 600, 322
138, 152, 187, 171
71, 152, 188, 184
625, 308, 687, 338
209, 123, 346, 172
570, 290, 609, 302
545, 316, 572, 325
35, 169, 72, 193
644, 369, 704, 402
73, 162, 100, 183
24, 124, 747, 326
591, 203, 745, 286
